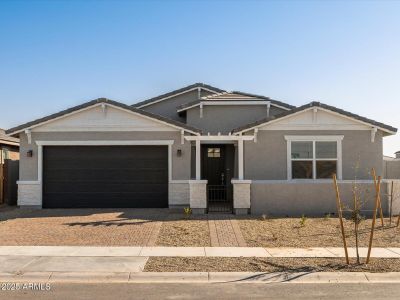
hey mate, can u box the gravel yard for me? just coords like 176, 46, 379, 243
0, 208, 164, 246
156, 215, 211, 247
239, 217, 400, 248
144, 257, 400, 273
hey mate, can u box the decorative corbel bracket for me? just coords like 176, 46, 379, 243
371, 127, 377, 143
181, 130, 185, 145
101, 103, 107, 116
254, 128, 259, 143
25, 129, 32, 144
312, 108, 318, 123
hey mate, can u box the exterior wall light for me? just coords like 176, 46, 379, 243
177, 149, 182, 157
27, 150, 33, 157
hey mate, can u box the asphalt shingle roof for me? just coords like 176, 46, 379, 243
0, 128, 19, 145
177, 91, 295, 111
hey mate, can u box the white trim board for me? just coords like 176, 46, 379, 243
136, 87, 219, 108
185, 135, 254, 141
177, 100, 289, 113
36, 140, 175, 146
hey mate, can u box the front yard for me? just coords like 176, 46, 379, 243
239, 217, 400, 248
0, 207, 399, 249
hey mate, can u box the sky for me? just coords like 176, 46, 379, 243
0, 0, 399, 156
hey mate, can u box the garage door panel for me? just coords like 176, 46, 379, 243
43, 146, 169, 208
44, 193, 167, 208
44, 169, 168, 182
45, 159, 167, 170
44, 182, 168, 193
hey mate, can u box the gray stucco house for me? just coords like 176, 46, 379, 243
6, 83, 399, 215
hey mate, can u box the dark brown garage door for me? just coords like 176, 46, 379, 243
43, 146, 168, 208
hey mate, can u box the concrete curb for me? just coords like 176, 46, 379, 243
1, 272, 400, 284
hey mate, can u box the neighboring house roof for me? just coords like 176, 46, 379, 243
384, 155, 397, 161
6, 98, 202, 136
132, 83, 226, 108
232, 101, 398, 134
177, 91, 295, 112
0, 128, 19, 146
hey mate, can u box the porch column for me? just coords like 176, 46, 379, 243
233, 138, 250, 215
195, 139, 201, 180
238, 139, 244, 180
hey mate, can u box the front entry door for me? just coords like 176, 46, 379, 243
201, 144, 234, 213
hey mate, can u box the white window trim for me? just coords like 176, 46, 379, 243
35, 140, 175, 184
285, 135, 343, 180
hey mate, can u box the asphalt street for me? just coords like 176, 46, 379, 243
1, 282, 399, 300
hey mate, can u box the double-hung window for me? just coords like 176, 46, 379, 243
285, 136, 343, 180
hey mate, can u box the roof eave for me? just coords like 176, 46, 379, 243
6, 98, 203, 137
232, 101, 397, 135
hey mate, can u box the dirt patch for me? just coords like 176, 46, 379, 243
156, 215, 210, 247
239, 217, 400, 248
0, 208, 164, 246
144, 257, 400, 272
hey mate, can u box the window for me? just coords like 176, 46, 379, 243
207, 148, 221, 158
286, 136, 343, 180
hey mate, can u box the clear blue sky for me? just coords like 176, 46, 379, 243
1, 0, 399, 155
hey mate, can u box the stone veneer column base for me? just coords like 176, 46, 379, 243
17, 181, 42, 208
232, 179, 251, 215
189, 180, 208, 214
234, 208, 250, 215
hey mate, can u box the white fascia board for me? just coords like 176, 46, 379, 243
9, 102, 200, 136
284, 135, 344, 141
184, 135, 254, 141
136, 87, 219, 108
234, 106, 395, 135
315, 107, 396, 135
8, 103, 105, 136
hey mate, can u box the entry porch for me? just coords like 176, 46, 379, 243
185, 135, 253, 215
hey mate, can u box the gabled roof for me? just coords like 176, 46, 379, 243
6, 98, 202, 136
232, 101, 397, 134
0, 129, 19, 146
177, 91, 295, 112
132, 83, 225, 108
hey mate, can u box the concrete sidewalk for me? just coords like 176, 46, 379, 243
1, 271, 400, 284
0, 246, 399, 258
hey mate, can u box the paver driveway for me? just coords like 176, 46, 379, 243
0, 208, 164, 246
0, 207, 247, 247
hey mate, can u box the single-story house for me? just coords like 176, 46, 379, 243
6, 83, 399, 215
0, 129, 19, 204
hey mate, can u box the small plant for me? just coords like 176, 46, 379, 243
299, 214, 307, 227
324, 213, 332, 221
183, 207, 192, 217
261, 214, 268, 221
